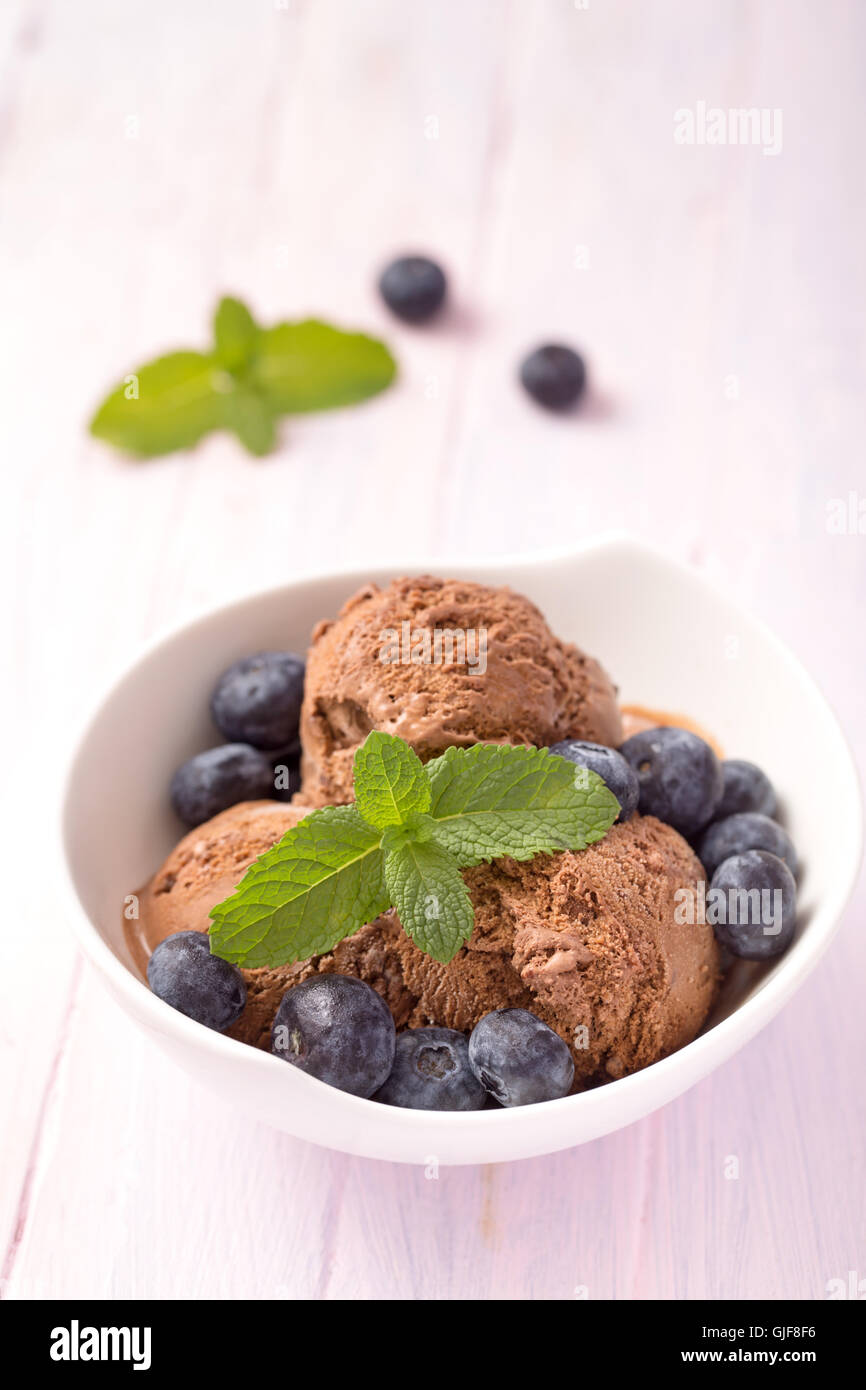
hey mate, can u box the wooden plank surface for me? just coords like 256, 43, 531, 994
1, 0, 864, 1300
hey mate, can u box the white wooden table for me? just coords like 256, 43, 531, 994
2, 0, 864, 1299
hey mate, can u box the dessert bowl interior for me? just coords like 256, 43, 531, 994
60, 537, 862, 1164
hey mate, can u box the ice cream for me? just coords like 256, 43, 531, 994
298, 575, 623, 806
127, 801, 416, 1050
130, 802, 718, 1083
389, 813, 718, 1084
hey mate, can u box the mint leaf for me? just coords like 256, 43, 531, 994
252, 319, 396, 413
209, 805, 388, 968
91, 303, 396, 460
89, 351, 226, 457
384, 839, 474, 963
223, 385, 277, 457
353, 731, 431, 829
425, 743, 619, 866
214, 296, 259, 372
208, 738, 620, 971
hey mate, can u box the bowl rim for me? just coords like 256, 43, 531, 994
58, 533, 864, 1153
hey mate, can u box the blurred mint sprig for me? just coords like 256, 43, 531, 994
89, 296, 397, 459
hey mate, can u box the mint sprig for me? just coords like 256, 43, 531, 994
384, 838, 475, 963
214, 296, 258, 372
424, 742, 616, 865
209, 805, 389, 969
209, 733, 620, 967
354, 730, 432, 828
89, 296, 396, 459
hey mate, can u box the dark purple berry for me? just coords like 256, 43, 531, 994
715, 759, 777, 820
699, 812, 798, 879
468, 1009, 574, 1107
379, 255, 447, 323
210, 651, 305, 751
271, 976, 396, 1098
520, 344, 586, 410
709, 850, 796, 960
375, 1028, 486, 1110
549, 739, 639, 821
147, 931, 246, 1031
170, 744, 274, 828
271, 754, 301, 803
620, 726, 723, 836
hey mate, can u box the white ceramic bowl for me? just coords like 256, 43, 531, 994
60, 537, 862, 1165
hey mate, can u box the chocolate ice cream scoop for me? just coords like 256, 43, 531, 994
126, 801, 418, 1049
297, 575, 623, 807
389, 814, 718, 1084
131, 803, 717, 1087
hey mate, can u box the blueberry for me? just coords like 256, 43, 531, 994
709, 850, 797, 960
210, 651, 305, 750
468, 1009, 574, 1107
374, 1028, 486, 1111
549, 739, 639, 821
620, 726, 723, 836
519, 344, 586, 410
170, 743, 274, 827
270, 976, 396, 1098
378, 255, 447, 323
715, 759, 777, 820
271, 754, 301, 803
147, 931, 246, 1031
698, 812, 798, 879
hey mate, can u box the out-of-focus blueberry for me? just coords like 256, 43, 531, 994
210, 651, 305, 751
715, 759, 777, 820
698, 812, 798, 879
549, 739, 640, 821
170, 744, 274, 827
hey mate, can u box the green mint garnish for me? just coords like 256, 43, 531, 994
209, 805, 389, 970
384, 838, 475, 963
221, 384, 277, 458
424, 742, 617, 865
252, 319, 396, 414
209, 733, 620, 967
213, 296, 258, 373
89, 296, 396, 459
353, 730, 432, 828
89, 350, 228, 459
